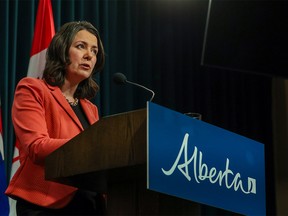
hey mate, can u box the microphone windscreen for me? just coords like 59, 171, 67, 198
113, 73, 127, 84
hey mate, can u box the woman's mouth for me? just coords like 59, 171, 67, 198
80, 63, 91, 70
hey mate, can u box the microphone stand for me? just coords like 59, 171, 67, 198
126, 80, 155, 102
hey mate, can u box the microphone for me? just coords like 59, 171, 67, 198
112, 72, 155, 101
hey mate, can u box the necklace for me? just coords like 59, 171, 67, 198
67, 98, 79, 106
63, 94, 79, 106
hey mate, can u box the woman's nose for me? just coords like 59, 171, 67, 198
84, 50, 93, 60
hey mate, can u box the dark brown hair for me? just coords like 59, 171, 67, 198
43, 21, 105, 99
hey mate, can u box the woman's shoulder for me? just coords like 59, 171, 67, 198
16, 77, 51, 95
17, 77, 45, 87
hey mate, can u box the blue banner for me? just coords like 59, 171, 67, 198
147, 102, 265, 215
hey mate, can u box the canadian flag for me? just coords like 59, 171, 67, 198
27, 0, 55, 78
9, 0, 55, 215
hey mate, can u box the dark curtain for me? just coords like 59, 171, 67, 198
0, 0, 275, 214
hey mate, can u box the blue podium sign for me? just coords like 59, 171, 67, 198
147, 102, 266, 215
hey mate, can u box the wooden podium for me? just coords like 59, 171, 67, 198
45, 108, 201, 215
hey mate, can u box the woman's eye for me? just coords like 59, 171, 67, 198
92, 49, 98, 55
76, 44, 84, 49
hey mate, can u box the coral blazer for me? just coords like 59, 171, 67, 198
5, 77, 99, 208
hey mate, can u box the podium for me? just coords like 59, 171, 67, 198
45, 108, 201, 215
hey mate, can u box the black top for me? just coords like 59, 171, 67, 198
70, 103, 90, 130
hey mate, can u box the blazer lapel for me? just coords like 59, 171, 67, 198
47, 83, 84, 130
80, 100, 98, 125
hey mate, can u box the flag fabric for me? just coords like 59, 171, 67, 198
0, 99, 9, 216
9, 0, 55, 215
27, 0, 55, 78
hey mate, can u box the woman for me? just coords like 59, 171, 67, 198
6, 21, 106, 215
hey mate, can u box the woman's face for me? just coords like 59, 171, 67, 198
66, 30, 98, 84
